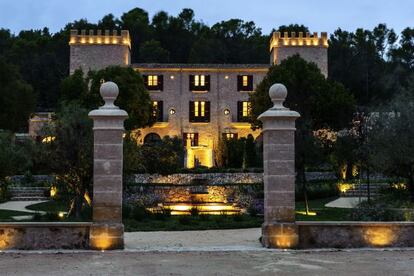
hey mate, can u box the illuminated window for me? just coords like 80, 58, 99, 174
242, 102, 251, 117
194, 75, 206, 86
144, 75, 163, 91
242, 76, 248, 87
190, 75, 210, 91
148, 75, 158, 86
237, 101, 251, 122
237, 75, 253, 91
190, 101, 210, 122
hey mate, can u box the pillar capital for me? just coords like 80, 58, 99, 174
258, 83, 300, 131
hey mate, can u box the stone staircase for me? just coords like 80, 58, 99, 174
340, 183, 387, 198
9, 187, 50, 201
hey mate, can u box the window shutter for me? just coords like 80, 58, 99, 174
247, 76, 253, 91
158, 101, 163, 122
237, 75, 242, 91
194, 133, 199, 146
158, 75, 164, 91
189, 75, 194, 91
205, 75, 210, 91
189, 101, 195, 122
237, 101, 243, 122
205, 101, 210, 122
143, 75, 148, 88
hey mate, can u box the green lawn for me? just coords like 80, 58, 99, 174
296, 197, 352, 221
12, 197, 352, 227
25, 200, 69, 213
124, 215, 264, 232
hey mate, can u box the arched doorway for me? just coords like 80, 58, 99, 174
144, 133, 161, 145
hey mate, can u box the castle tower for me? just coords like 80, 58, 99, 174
270, 32, 329, 77
69, 30, 131, 75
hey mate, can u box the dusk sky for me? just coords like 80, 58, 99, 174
0, 0, 413, 35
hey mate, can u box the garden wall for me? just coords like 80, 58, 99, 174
298, 221, 414, 248
0, 222, 91, 250
131, 172, 336, 185
125, 183, 263, 210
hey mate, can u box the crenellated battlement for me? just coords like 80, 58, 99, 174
69, 29, 131, 49
269, 32, 328, 51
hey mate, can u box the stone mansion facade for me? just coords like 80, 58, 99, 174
66, 29, 328, 168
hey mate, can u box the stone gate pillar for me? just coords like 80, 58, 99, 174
259, 83, 300, 249
88, 82, 128, 250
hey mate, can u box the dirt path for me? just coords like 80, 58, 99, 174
125, 228, 262, 251
1, 250, 413, 275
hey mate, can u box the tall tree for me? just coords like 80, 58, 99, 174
41, 103, 93, 217
250, 55, 355, 207
370, 91, 414, 202
0, 58, 36, 132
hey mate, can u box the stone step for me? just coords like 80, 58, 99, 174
9, 187, 48, 191
10, 196, 49, 201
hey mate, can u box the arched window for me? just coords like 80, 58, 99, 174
144, 133, 161, 145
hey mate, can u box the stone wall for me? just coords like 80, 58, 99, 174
125, 183, 263, 210
298, 221, 414, 248
0, 222, 91, 250
70, 44, 130, 74
274, 47, 328, 77
131, 172, 336, 185
131, 173, 263, 185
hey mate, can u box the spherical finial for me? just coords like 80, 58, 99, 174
269, 83, 287, 109
100, 81, 119, 109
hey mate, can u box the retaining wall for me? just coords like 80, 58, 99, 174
298, 221, 414, 248
0, 222, 91, 250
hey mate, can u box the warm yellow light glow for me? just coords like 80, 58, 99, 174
50, 186, 57, 198
91, 234, 113, 250
363, 227, 396, 247
84, 192, 92, 206
42, 136, 56, 143
170, 75, 175, 80
149, 203, 240, 215
225, 75, 229, 79
194, 75, 206, 86
392, 183, 406, 190
200, 101, 205, 116
58, 212, 65, 219
338, 183, 355, 193
272, 235, 296, 249
352, 165, 359, 177
296, 211, 317, 216
242, 101, 251, 117
81, 38, 86, 44
194, 102, 199, 117
112, 39, 118, 44
148, 75, 158, 86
